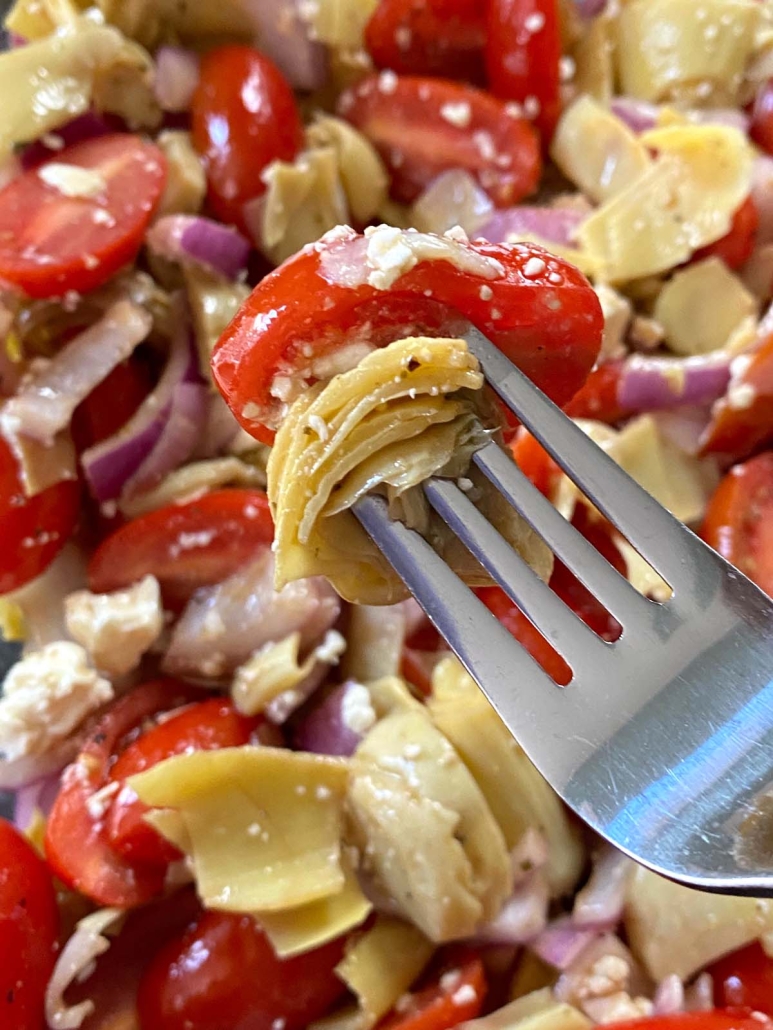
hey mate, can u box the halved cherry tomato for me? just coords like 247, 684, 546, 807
0, 435, 80, 594
478, 506, 625, 685
72, 357, 152, 453
751, 79, 773, 156
563, 360, 631, 425
338, 74, 540, 205
700, 451, 773, 598
87, 489, 273, 607
0, 134, 166, 299
485, 0, 562, 146
0, 819, 59, 1030
709, 941, 773, 1015
603, 1013, 773, 1030
137, 911, 347, 1030
365, 0, 486, 82
379, 952, 486, 1030
45, 679, 201, 908
213, 229, 603, 444
510, 427, 563, 497
106, 698, 263, 868
694, 196, 759, 270
191, 45, 303, 232
700, 331, 773, 460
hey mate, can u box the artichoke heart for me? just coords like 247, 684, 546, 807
347, 699, 513, 943
267, 336, 552, 605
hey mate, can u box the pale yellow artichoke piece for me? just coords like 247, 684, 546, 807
460, 989, 590, 1030
615, 0, 760, 104
571, 12, 614, 106
129, 746, 350, 913
306, 115, 389, 225
653, 258, 757, 357
6, 0, 86, 38
268, 336, 550, 604
428, 656, 585, 898
551, 97, 651, 204
577, 125, 754, 282
625, 864, 773, 980
312, 0, 380, 49
156, 131, 207, 218
185, 266, 250, 374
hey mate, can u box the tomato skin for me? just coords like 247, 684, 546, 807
694, 196, 759, 270
365, 0, 486, 82
0, 436, 80, 595
563, 360, 630, 425
751, 79, 773, 156
87, 489, 273, 607
700, 331, 773, 461
191, 45, 303, 232
338, 74, 540, 205
0, 134, 166, 299
510, 427, 563, 497
700, 451, 773, 598
45, 679, 201, 908
709, 942, 773, 1015
137, 911, 347, 1030
0, 819, 59, 1030
106, 698, 262, 867
379, 953, 486, 1030
602, 1013, 773, 1030
213, 230, 602, 444
485, 0, 562, 146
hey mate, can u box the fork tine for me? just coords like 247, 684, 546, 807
353, 494, 568, 734
423, 477, 611, 677
463, 326, 706, 582
472, 441, 653, 626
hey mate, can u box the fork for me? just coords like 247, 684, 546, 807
353, 325, 773, 897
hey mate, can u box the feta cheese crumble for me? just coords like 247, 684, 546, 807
38, 163, 107, 199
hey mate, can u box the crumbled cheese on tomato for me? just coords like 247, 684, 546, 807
0, 642, 112, 764
341, 682, 377, 735
38, 163, 107, 199
440, 102, 472, 128
363, 225, 505, 291
451, 983, 478, 1006
64, 576, 164, 677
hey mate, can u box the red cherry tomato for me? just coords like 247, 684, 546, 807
0, 819, 59, 1030
213, 229, 603, 444
379, 952, 486, 1030
485, 0, 562, 146
0, 134, 166, 299
191, 45, 303, 232
751, 79, 773, 155
700, 451, 773, 598
72, 357, 152, 453
694, 196, 759, 270
106, 698, 262, 867
137, 910, 347, 1030
0, 435, 80, 594
87, 489, 273, 607
563, 360, 630, 425
338, 74, 540, 205
709, 941, 773, 1015
365, 0, 486, 82
45, 679, 201, 908
478, 506, 625, 685
699, 331, 773, 461
510, 427, 563, 498
603, 1013, 773, 1030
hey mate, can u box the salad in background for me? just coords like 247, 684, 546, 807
0, 1, 772, 1029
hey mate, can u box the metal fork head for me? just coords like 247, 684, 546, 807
354, 327, 773, 896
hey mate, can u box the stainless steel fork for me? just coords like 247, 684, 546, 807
353, 326, 773, 896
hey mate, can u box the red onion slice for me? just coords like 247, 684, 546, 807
654, 975, 685, 1015
154, 47, 200, 113
572, 847, 633, 928
473, 872, 549, 945
611, 97, 659, 134
293, 681, 374, 757
147, 215, 251, 280
752, 156, 773, 245
479, 206, 586, 247
13, 771, 62, 830
1, 300, 152, 447
246, 0, 328, 91
532, 917, 601, 970
81, 302, 203, 502
574, 0, 608, 17
617, 353, 732, 412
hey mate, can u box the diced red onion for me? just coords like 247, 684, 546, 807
81, 304, 203, 503
654, 975, 685, 1015
479, 206, 585, 248
611, 97, 659, 134
752, 157, 773, 245
684, 973, 714, 1012
20, 112, 115, 170
1, 301, 151, 447
154, 47, 200, 113
413, 170, 494, 236
146, 215, 251, 280
652, 406, 713, 456
574, 0, 608, 17
532, 917, 602, 971
193, 392, 243, 458
572, 847, 633, 929
617, 353, 732, 412
692, 108, 750, 133
473, 872, 549, 945
13, 772, 62, 830
246, 0, 328, 91
293, 681, 370, 757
